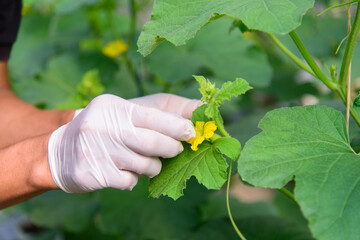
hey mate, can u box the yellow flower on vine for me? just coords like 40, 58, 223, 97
187, 121, 217, 151
102, 40, 128, 58
22, 3, 31, 16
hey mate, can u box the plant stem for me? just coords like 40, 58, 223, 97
277, 188, 297, 204
346, 1, 353, 135
289, 31, 337, 91
339, 3, 360, 91
267, 33, 316, 77
226, 159, 247, 240
347, 63, 352, 133
210, 133, 222, 142
284, 29, 360, 128
215, 116, 245, 239
215, 117, 230, 138
317, 0, 359, 16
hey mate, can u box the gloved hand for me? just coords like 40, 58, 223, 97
48, 94, 202, 193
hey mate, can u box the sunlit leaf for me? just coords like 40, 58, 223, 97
239, 105, 360, 240
149, 142, 228, 200
138, 0, 314, 56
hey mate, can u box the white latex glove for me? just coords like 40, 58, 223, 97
72, 109, 83, 119
71, 93, 202, 120
48, 94, 202, 193
128, 93, 203, 119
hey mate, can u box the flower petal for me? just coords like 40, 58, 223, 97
191, 136, 205, 151
203, 121, 217, 138
186, 137, 195, 144
102, 40, 128, 58
195, 121, 205, 134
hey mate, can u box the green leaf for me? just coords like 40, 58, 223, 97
149, 142, 228, 200
205, 103, 219, 119
213, 137, 241, 160
193, 75, 219, 104
191, 104, 224, 129
138, 0, 314, 56
238, 105, 360, 240
147, 19, 273, 87
216, 78, 253, 105
193, 75, 252, 119
58, 69, 105, 109
77, 69, 105, 97
191, 105, 211, 124
13, 54, 84, 109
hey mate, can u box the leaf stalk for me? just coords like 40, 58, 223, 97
226, 159, 247, 240
288, 29, 360, 128
215, 117, 230, 138
339, 3, 360, 91
214, 116, 245, 239
267, 33, 316, 77
317, 0, 359, 16
346, 1, 353, 135
277, 188, 297, 204
289, 31, 336, 91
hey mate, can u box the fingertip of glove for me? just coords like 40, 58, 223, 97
194, 99, 204, 108
180, 121, 195, 141
178, 143, 184, 153
128, 182, 137, 191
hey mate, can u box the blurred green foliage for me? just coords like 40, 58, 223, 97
3, 0, 358, 239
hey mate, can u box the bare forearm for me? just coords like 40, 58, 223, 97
0, 88, 74, 147
0, 133, 58, 209
0, 62, 73, 208
0, 62, 74, 147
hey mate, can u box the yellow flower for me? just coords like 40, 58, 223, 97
187, 121, 217, 151
102, 40, 128, 58
22, 4, 31, 16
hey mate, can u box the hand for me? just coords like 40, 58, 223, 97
48, 94, 202, 193
128, 93, 203, 119
72, 93, 203, 120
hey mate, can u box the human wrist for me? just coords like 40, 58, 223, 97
53, 109, 75, 126
28, 133, 59, 191
0, 134, 59, 209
